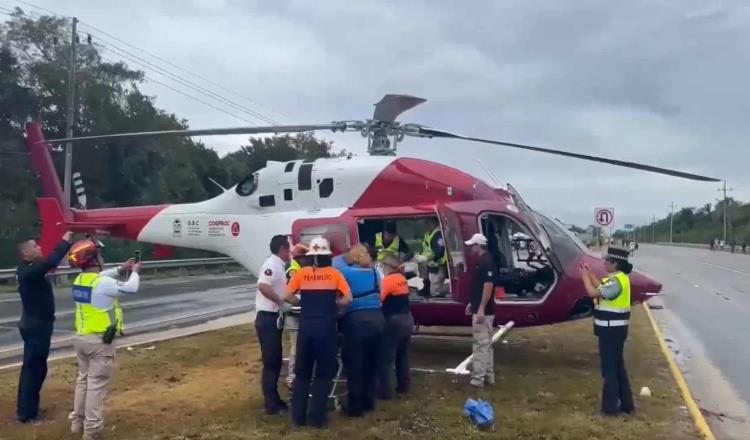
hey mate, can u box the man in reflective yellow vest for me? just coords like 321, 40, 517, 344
580, 247, 635, 416
67, 239, 141, 439
415, 217, 448, 298
283, 243, 309, 389
373, 222, 413, 263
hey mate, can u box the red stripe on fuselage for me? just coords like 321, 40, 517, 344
351, 158, 502, 209
72, 205, 169, 239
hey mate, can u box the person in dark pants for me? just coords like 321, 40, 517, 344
284, 237, 352, 428
254, 235, 292, 415
378, 254, 413, 398
333, 244, 383, 417
580, 247, 635, 416
15, 231, 73, 424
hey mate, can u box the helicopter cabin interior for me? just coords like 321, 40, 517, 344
354, 214, 557, 304
478, 213, 557, 303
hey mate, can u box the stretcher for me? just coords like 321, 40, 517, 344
281, 306, 348, 412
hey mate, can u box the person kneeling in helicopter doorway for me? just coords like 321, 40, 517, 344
580, 247, 635, 416
67, 239, 142, 440
333, 244, 384, 417
284, 237, 352, 428
378, 254, 414, 399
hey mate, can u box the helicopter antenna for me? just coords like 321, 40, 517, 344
208, 177, 227, 192
476, 159, 501, 187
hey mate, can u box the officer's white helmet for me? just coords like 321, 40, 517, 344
307, 237, 332, 256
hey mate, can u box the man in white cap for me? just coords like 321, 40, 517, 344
464, 233, 496, 387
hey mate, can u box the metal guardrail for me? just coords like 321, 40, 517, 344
0, 257, 238, 282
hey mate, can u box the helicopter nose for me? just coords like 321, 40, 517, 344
629, 270, 662, 303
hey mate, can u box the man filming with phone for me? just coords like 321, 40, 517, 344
67, 240, 141, 440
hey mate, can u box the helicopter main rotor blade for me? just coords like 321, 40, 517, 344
418, 127, 720, 182
373, 95, 426, 123
41, 124, 342, 145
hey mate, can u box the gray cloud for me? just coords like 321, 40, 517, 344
14, 0, 750, 227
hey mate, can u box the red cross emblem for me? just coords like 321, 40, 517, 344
312, 244, 320, 251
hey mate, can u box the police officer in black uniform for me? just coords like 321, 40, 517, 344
15, 231, 73, 424
580, 247, 635, 416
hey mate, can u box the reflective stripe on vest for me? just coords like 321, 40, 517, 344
72, 273, 124, 336
375, 233, 400, 262
594, 319, 629, 327
286, 259, 301, 278
422, 228, 447, 266
594, 272, 631, 327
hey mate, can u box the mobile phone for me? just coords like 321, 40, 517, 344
134, 250, 141, 263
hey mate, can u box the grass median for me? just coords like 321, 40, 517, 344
0, 306, 700, 439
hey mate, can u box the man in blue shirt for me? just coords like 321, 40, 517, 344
333, 244, 384, 417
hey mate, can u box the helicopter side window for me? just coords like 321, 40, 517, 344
298, 164, 313, 191
319, 178, 334, 198
236, 173, 259, 196
259, 195, 275, 207
298, 223, 351, 255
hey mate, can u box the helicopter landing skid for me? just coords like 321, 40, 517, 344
445, 321, 515, 376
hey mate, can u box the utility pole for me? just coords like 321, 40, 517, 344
63, 17, 78, 209
668, 202, 676, 243
717, 180, 733, 245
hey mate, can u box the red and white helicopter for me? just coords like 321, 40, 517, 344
26, 95, 718, 329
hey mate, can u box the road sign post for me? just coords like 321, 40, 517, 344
595, 208, 615, 245
595, 207, 615, 227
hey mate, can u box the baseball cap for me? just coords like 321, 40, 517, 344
464, 233, 488, 246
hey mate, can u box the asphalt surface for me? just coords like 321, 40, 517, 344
0, 273, 256, 361
635, 244, 750, 438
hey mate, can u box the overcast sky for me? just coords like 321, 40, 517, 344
7, 0, 750, 229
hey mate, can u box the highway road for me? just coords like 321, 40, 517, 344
0, 273, 256, 365
636, 244, 750, 439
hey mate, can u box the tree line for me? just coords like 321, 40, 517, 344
0, 11, 340, 267
627, 198, 750, 245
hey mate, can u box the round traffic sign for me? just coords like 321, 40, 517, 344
595, 208, 614, 226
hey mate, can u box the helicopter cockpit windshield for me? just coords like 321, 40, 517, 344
480, 213, 557, 302
236, 172, 259, 196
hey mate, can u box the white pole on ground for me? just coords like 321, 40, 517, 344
446, 321, 515, 375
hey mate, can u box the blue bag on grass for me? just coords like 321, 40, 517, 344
464, 398, 494, 428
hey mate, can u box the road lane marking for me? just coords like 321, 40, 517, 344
644, 303, 716, 440
0, 297, 19, 303
702, 262, 750, 277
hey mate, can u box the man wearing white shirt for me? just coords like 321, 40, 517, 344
255, 235, 291, 415
66, 239, 141, 440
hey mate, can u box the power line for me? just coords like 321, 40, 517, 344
88, 34, 279, 125
76, 20, 286, 123
7, 0, 285, 126
99, 55, 257, 125
98, 51, 261, 125
12, 0, 56, 16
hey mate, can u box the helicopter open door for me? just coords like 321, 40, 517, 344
505, 184, 562, 273
436, 203, 469, 303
